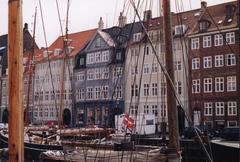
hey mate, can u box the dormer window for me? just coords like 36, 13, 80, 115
174, 25, 187, 36
54, 48, 62, 56
199, 20, 211, 32
133, 33, 142, 42
224, 4, 236, 24
64, 38, 73, 45
43, 50, 51, 58
67, 46, 74, 54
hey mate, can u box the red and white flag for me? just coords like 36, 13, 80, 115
123, 113, 135, 129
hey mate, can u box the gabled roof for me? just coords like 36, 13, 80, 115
188, 1, 238, 35
35, 28, 97, 62
98, 30, 115, 47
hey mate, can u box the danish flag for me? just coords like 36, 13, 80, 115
123, 113, 135, 129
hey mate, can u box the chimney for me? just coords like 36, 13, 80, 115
143, 10, 152, 21
201, 1, 207, 9
118, 12, 127, 27
23, 23, 28, 32
98, 17, 104, 30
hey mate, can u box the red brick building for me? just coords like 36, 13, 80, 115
188, 1, 239, 131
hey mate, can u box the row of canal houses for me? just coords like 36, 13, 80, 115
0, 1, 239, 132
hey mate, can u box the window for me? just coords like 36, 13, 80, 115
131, 48, 139, 56
191, 38, 199, 49
130, 105, 138, 115
131, 65, 138, 75
95, 69, 101, 80
95, 87, 101, 99
116, 52, 122, 60
228, 121, 237, 127
214, 34, 223, 46
227, 76, 236, 91
203, 56, 212, 68
113, 67, 122, 78
226, 54, 236, 66
102, 67, 109, 79
174, 61, 182, 70
87, 70, 94, 80
152, 105, 158, 116
45, 91, 49, 101
204, 78, 212, 93
161, 104, 167, 117
102, 50, 109, 62
215, 77, 224, 92
192, 58, 200, 70
203, 36, 211, 48
133, 33, 141, 42
176, 81, 182, 95
161, 83, 166, 95
115, 86, 122, 99
144, 105, 149, 114
192, 79, 200, 93
131, 84, 139, 96
228, 101, 237, 116
95, 52, 101, 63
79, 88, 85, 100
87, 53, 95, 64
215, 102, 224, 116
215, 55, 224, 67
102, 86, 108, 99
146, 46, 150, 55
204, 102, 212, 116
226, 32, 235, 44
79, 58, 84, 65
152, 83, 158, 96
152, 63, 158, 73
143, 64, 149, 74
143, 84, 149, 96
87, 87, 93, 100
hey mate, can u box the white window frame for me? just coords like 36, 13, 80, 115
192, 58, 200, 70
102, 50, 109, 62
95, 86, 101, 99
152, 63, 158, 73
214, 34, 223, 46
215, 102, 224, 116
87, 87, 93, 100
227, 76, 236, 92
87, 53, 95, 64
87, 70, 94, 80
204, 102, 212, 116
226, 53, 236, 66
152, 83, 158, 96
143, 64, 149, 74
226, 32, 235, 45
203, 36, 211, 48
95, 52, 101, 63
203, 56, 212, 68
192, 79, 200, 93
102, 67, 109, 79
191, 38, 199, 49
204, 78, 212, 93
143, 83, 149, 96
227, 101, 237, 116
95, 68, 101, 80
102, 86, 109, 99
215, 55, 224, 67
215, 77, 224, 92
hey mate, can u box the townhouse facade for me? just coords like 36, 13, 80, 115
32, 29, 96, 125
73, 15, 135, 127
189, 1, 239, 131
0, 23, 38, 123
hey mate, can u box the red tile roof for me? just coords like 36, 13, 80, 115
34, 28, 97, 62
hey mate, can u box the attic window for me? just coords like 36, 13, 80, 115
54, 48, 62, 56
225, 4, 236, 24
174, 25, 187, 36
43, 50, 51, 58
67, 46, 74, 54
199, 20, 211, 32
133, 33, 142, 42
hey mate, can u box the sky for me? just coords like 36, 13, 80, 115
0, 0, 234, 47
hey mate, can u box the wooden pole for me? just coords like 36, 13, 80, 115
162, 0, 180, 161
8, 0, 24, 161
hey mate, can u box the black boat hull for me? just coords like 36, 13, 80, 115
0, 131, 63, 160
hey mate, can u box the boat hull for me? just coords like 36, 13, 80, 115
0, 131, 63, 159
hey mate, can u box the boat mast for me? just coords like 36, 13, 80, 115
59, 0, 70, 127
8, 0, 24, 161
25, 7, 37, 126
162, 0, 180, 161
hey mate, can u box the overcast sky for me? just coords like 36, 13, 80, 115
0, 0, 234, 47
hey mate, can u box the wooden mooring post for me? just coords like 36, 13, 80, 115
8, 0, 24, 161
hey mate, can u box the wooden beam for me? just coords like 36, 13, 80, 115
8, 0, 24, 161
